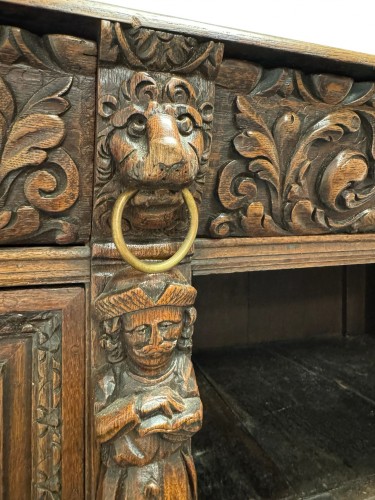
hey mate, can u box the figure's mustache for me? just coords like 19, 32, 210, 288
139, 342, 175, 354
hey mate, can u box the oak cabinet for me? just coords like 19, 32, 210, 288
0, 1, 374, 498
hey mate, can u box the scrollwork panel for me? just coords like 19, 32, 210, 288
205, 59, 375, 237
0, 25, 96, 245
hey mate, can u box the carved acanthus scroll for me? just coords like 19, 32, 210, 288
94, 268, 202, 499
210, 61, 375, 237
0, 25, 96, 244
93, 21, 223, 239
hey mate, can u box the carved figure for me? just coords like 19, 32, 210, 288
95, 71, 214, 233
95, 268, 202, 499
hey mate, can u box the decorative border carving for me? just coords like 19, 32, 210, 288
100, 21, 224, 79
211, 61, 375, 237
0, 311, 62, 498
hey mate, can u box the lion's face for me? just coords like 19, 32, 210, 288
99, 72, 212, 230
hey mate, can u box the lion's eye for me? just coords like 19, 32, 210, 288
127, 114, 147, 138
177, 114, 194, 136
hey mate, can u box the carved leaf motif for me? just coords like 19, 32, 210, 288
0, 77, 14, 152
212, 93, 375, 237
357, 109, 375, 159
0, 75, 81, 244
112, 23, 223, 78
319, 150, 371, 211
252, 68, 291, 97
11, 27, 58, 70
21, 76, 72, 116
0, 206, 40, 241
234, 96, 280, 192
289, 200, 329, 234
241, 202, 285, 236
0, 114, 65, 183
295, 71, 375, 106
24, 149, 79, 212
342, 82, 375, 106
0, 77, 72, 184
217, 160, 257, 210
311, 74, 353, 105
285, 110, 361, 200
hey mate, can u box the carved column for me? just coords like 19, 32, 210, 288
91, 21, 223, 498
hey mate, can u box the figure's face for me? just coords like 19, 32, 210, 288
122, 306, 184, 372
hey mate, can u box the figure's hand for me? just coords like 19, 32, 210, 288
136, 387, 185, 419
137, 408, 201, 437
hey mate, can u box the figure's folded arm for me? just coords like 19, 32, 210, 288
96, 396, 140, 443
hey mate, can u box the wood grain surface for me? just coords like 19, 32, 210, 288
0, 287, 85, 499
1, 1, 375, 79
194, 336, 375, 499
0, 246, 90, 286
0, 23, 96, 245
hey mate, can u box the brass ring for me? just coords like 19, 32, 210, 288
111, 188, 198, 273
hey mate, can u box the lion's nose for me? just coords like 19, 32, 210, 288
145, 114, 185, 182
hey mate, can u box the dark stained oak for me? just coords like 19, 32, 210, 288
2, 1, 375, 79
0, 246, 90, 286
194, 336, 375, 499
204, 60, 375, 239
0, 23, 96, 245
0, 4, 374, 500
92, 267, 201, 499
193, 234, 375, 274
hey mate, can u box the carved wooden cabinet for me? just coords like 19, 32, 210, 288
0, 1, 374, 498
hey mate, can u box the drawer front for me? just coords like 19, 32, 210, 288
200, 59, 375, 238
0, 25, 96, 245
0, 287, 85, 499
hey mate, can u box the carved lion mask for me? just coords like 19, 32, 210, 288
97, 71, 213, 230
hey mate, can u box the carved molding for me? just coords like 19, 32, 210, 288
94, 268, 202, 499
211, 61, 375, 237
0, 25, 96, 245
0, 311, 62, 498
100, 21, 224, 79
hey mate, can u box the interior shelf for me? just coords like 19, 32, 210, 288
192, 335, 375, 499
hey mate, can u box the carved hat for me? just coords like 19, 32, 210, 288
95, 268, 197, 320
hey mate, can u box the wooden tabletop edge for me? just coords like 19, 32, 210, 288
1, 0, 375, 68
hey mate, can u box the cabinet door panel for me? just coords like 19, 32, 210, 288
0, 287, 85, 499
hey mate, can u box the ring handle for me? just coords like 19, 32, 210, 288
111, 188, 198, 273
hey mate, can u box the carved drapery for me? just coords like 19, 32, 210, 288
0, 25, 96, 245
210, 61, 375, 237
